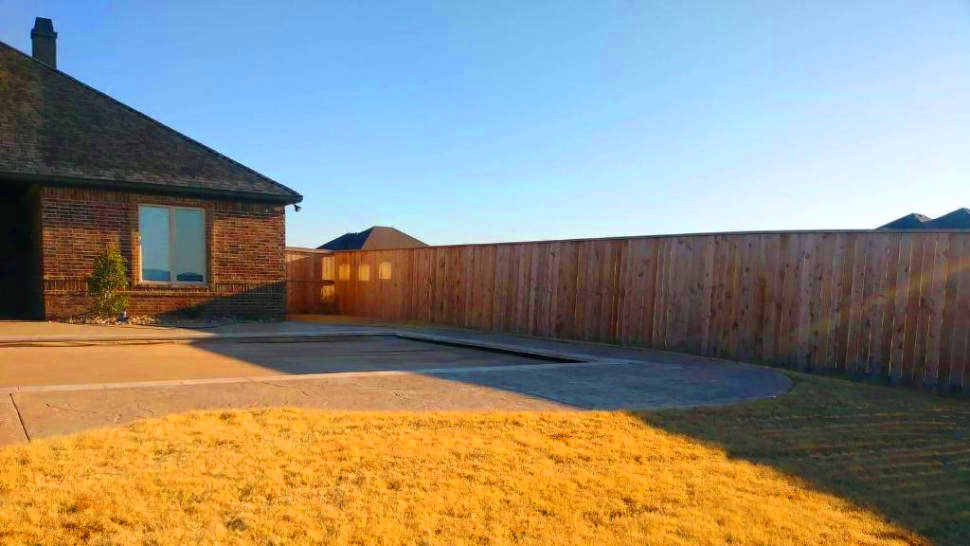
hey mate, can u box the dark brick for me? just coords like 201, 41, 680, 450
40, 186, 286, 319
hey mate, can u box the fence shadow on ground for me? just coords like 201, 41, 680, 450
636, 372, 970, 546
37, 312, 968, 544
178, 320, 970, 544
179, 332, 970, 544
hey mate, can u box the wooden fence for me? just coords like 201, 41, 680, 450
284, 247, 334, 314
320, 231, 970, 391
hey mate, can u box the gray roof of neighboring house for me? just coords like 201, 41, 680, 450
317, 226, 427, 251
878, 213, 932, 230
879, 209, 970, 230
0, 40, 302, 204
925, 208, 970, 229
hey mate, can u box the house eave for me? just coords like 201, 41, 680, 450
0, 171, 303, 205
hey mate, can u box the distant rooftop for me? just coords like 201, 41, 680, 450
878, 209, 970, 230
317, 226, 427, 251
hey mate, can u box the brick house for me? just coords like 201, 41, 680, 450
0, 19, 302, 319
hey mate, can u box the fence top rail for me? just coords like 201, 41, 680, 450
323, 229, 970, 254
285, 247, 334, 254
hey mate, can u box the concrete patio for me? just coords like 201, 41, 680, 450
0, 316, 792, 445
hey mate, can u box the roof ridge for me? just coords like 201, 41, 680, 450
0, 40, 300, 202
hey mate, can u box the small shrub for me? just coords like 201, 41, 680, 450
87, 244, 129, 319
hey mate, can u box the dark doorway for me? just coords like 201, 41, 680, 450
0, 182, 42, 318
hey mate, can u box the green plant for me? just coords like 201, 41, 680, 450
87, 244, 129, 318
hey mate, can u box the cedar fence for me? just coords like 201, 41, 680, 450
287, 231, 970, 391
284, 247, 335, 314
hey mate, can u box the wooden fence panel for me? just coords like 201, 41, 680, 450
760, 234, 780, 363
709, 235, 729, 358
320, 231, 970, 392
284, 248, 333, 314
950, 236, 970, 389
924, 234, 948, 386
492, 245, 511, 333
831, 233, 852, 370
620, 238, 648, 346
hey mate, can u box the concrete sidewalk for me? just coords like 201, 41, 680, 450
0, 335, 575, 389
0, 316, 794, 446
1, 395, 26, 444
0, 317, 387, 344
6, 357, 792, 443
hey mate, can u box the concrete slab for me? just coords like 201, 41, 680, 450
0, 394, 27, 444
0, 317, 388, 344
11, 358, 792, 441
11, 372, 567, 439
0, 317, 794, 446
0, 336, 555, 387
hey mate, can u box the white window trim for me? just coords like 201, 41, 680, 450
137, 204, 208, 286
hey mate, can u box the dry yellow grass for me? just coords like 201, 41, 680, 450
0, 408, 922, 545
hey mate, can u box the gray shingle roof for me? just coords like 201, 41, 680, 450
925, 208, 970, 229
0, 40, 301, 204
878, 213, 932, 230
878, 209, 970, 230
318, 226, 427, 250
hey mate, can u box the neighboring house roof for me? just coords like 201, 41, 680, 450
925, 208, 970, 229
317, 226, 427, 251
0, 40, 301, 204
878, 209, 970, 230
878, 213, 932, 230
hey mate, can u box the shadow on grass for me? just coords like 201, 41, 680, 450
17, 312, 970, 543
185, 322, 968, 544
636, 372, 970, 546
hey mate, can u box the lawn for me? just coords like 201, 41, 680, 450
0, 373, 966, 545
642, 372, 970, 546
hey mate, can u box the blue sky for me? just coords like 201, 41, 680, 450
2, 1, 969, 247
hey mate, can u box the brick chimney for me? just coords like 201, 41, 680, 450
31, 17, 57, 68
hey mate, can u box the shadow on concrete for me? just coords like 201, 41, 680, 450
187, 336, 563, 375
418, 356, 791, 410
5, 315, 968, 543
151, 321, 794, 411
0, 314, 793, 410
181, 318, 968, 542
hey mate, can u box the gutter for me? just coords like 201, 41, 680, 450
0, 171, 303, 205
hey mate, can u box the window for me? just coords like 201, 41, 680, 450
322, 256, 335, 281
358, 264, 370, 282
378, 261, 392, 280
338, 263, 350, 281
138, 205, 206, 284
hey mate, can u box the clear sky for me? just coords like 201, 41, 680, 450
2, 1, 969, 247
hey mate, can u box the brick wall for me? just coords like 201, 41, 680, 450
40, 186, 286, 318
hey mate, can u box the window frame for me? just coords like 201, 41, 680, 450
137, 204, 208, 287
